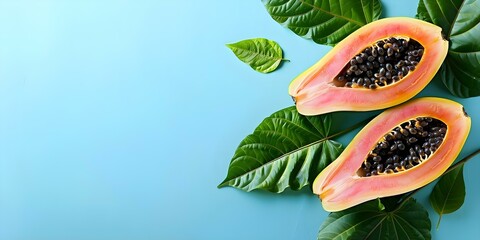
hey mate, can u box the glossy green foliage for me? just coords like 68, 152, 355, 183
218, 107, 343, 193
318, 199, 431, 240
263, 0, 382, 46
417, 0, 480, 97
430, 166, 466, 228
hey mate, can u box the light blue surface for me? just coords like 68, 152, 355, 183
0, 1, 478, 239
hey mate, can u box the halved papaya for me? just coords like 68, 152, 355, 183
290, 17, 448, 115
313, 97, 471, 212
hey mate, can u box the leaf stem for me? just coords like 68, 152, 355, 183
442, 148, 480, 175
394, 148, 480, 211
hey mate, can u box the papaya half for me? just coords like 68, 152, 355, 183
290, 17, 448, 115
313, 97, 471, 212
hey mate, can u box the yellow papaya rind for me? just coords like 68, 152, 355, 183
312, 97, 471, 212
290, 17, 449, 116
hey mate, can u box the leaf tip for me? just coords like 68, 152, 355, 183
217, 180, 229, 189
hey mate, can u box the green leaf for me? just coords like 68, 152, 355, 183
262, 0, 382, 46
416, 0, 480, 97
380, 195, 405, 212
226, 38, 286, 73
429, 165, 466, 229
318, 198, 431, 240
218, 106, 343, 193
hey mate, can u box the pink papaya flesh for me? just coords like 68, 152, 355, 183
289, 17, 448, 115
313, 97, 471, 212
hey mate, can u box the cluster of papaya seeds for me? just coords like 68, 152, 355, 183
287, 17, 471, 212
313, 98, 470, 212
289, 17, 448, 116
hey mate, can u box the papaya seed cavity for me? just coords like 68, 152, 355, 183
358, 117, 447, 177
335, 37, 424, 89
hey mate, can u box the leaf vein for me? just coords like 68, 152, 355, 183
225, 140, 332, 186
297, 0, 365, 27
329, 214, 384, 240
362, 215, 388, 240
265, 117, 323, 137
395, 215, 425, 238
447, 0, 467, 37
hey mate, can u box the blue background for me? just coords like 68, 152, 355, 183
0, 0, 479, 239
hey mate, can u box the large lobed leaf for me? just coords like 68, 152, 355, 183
226, 38, 286, 73
318, 199, 431, 240
263, 0, 382, 46
218, 106, 343, 193
429, 165, 466, 229
417, 0, 480, 97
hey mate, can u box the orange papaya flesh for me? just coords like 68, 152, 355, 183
290, 17, 448, 115
313, 97, 471, 212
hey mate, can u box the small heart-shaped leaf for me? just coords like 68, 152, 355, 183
226, 38, 286, 73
